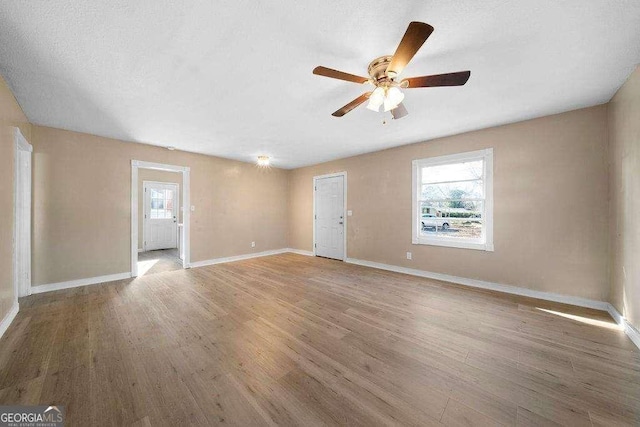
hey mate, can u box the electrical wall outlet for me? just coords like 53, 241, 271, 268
251, 241, 256, 248
406, 252, 412, 260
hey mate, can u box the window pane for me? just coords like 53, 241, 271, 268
151, 199, 165, 210
422, 160, 483, 184
149, 187, 175, 220
163, 208, 172, 219
419, 201, 483, 240
421, 179, 483, 201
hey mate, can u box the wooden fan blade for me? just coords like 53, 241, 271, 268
332, 92, 372, 117
403, 71, 471, 88
313, 66, 369, 84
391, 102, 408, 120
386, 22, 434, 77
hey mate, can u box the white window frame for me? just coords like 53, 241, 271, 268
412, 148, 494, 251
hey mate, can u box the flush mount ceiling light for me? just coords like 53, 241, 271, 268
257, 156, 270, 167
313, 21, 471, 120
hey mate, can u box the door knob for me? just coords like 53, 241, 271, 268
339, 221, 344, 225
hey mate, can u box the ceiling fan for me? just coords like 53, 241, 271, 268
313, 22, 470, 119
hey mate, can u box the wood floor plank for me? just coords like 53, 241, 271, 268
0, 253, 638, 426
516, 406, 563, 427
441, 398, 505, 426
185, 370, 268, 426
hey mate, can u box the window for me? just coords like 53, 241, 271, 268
412, 149, 493, 251
149, 188, 175, 219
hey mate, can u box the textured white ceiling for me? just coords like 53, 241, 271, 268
1, 1, 639, 168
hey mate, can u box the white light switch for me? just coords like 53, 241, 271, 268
406, 252, 412, 260
191, 206, 195, 211
347, 210, 353, 216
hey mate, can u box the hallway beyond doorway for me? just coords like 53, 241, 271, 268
137, 249, 182, 276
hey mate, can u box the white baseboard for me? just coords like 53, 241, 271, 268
190, 248, 291, 268
31, 272, 132, 295
285, 248, 314, 256
607, 303, 624, 325
607, 304, 640, 350
30, 248, 300, 295
345, 258, 610, 312
625, 322, 640, 351
0, 301, 19, 340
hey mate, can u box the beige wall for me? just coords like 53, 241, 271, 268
31, 126, 289, 286
0, 75, 31, 322
137, 169, 183, 250
608, 66, 640, 330
289, 105, 610, 301
0, 71, 624, 312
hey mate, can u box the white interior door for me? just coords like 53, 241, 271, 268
314, 175, 345, 260
144, 182, 178, 251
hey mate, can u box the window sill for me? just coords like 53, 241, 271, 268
412, 237, 494, 252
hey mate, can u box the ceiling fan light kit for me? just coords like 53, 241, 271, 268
366, 87, 385, 111
313, 21, 471, 119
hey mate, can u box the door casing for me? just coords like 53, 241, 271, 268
131, 160, 190, 277
13, 128, 32, 298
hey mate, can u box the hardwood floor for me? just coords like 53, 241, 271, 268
1, 253, 639, 426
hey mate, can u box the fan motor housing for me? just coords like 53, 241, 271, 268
368, 56, 393, 82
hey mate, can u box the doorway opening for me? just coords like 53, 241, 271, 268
313, 172, 347, 261
139, 179, 182, 276
131, 160, 190, 277
13, 128, 32, 297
